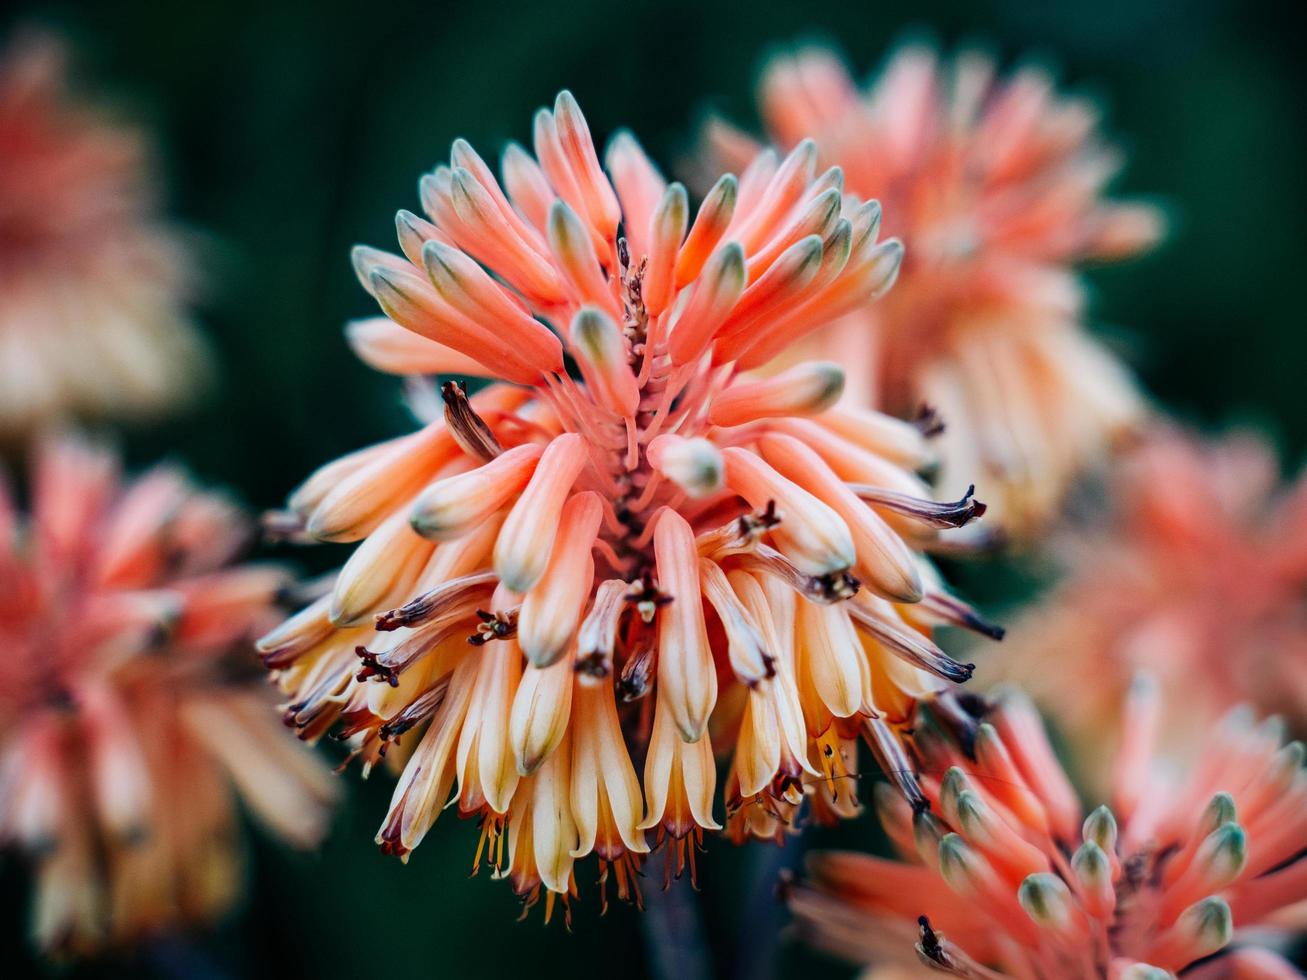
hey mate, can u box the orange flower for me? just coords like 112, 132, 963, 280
790, 681, 1307, 978
0, 434, 335, 956
0, 31, 204, 438
708, 45, 1163, 535
987, 428, 1307, 758
262, 92, 998, 918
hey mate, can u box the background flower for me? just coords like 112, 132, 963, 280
790, 681, 1307, 977
982, 428, 1307, 770
0, 31, 206, 440
705, 43, 1162, 537
0, 434, 335, 955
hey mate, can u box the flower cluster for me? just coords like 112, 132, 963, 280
707, 45, 1164, 535
0, 32, 204, 438
788, 681, 1307, 978
0, 435, 335, 955
260, 92, 998, 918
991, 429, 1307, 752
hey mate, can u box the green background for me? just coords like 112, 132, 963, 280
1, 0, 1302, 977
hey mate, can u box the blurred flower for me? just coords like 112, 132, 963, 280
0, 434, 335, 956
0, 31, 205, 440
789, 680, 1307, 978
261, 92, 998, 918
986, 428, 1307, 759
707, 44, 1164, 535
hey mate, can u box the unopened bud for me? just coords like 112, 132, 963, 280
1017, 872, 1075, 930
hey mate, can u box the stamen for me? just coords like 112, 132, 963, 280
575, 579, 627, 680
912, 404, 946, 438
727, 544, 861, 604
375, 571, 497, 631
468, 606, 520, 646
262, 509, 312, 543
617, 646, 654, 702
849, 601, 975, 683
919, 592, 1006, 641
863, 718, 928, 813
624, 578, 673, 624
441, 381, 503, 461
849, 483, 987, 529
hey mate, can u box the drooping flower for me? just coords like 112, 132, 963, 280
706, 44, 1164, 536
0, 434, 336, 956
987, 428, 1307, 756
0, 31, 205, 439
789, 680, 1307, 978
261, 91, 998, 918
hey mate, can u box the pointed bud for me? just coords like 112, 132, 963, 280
708, 361, 845, 428
1073, 840, 1116, 918
1195, 822, 1247, 887
1018, 873, 1075, 930
1171, 897, 1233, 962
410, 443, 543, 541
571, 307, 639, 416
675, 173, 737, 288
517, 492, 603, 668
644, 183, 689, 316
1082, 804, 1118, 853
937, 833, 979, 896
1197, 792, 1236, 839
494, 434, 588, 593
667, 241, 747, 366
509, 654, 574, 776
647, 434, 725, 498
548, 199, 616, 313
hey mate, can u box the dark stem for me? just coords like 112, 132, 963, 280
641, 873, 715, 980
729, 833, 808, 980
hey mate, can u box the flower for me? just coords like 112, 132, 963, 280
0, 31, 205, 439
986, 428, 1307, 757
789, 680, 1307, 978
0, 434, 336, 956
706, 44, 1164, 535
261, 91, 998, 918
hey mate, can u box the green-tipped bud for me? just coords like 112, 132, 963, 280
1072, 840, 1111, 888
1082, 804, 1118, 852
940, 766, 971, 819
938, 833, 977, 895
1196, 822, 1247, 886
1017, 873, 1074, 929
913, 809, 945, 868
1174, 897, 1233, 960
1198, 793, 1237, 838
954, 790, 991, 840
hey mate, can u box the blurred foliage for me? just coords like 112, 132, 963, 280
0, 0, 1301, 977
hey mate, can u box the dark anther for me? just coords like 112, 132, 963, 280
913, 404, 946, 438
917, 916, 947, 964
468, 608, 517, 646
354, 646, 399, 686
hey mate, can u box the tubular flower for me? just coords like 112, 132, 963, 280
0, 434, 336, 956
707, 44, 1164, 535
0, 31, 204, 439
789, 681, 1307, 979
262, 92, 997, 918
988, 428, 1307, 754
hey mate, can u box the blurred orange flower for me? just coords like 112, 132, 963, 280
790, 682, 1307, 978
0, 32, 205, 439
708, 45, 1163, 536
0, 434, 335, 955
